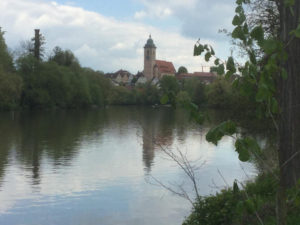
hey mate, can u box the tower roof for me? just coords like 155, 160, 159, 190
144, 35, 156, 48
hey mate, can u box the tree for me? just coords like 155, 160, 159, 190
0, 27, 14, 72
178, 66, 188, 74
276, 2, 300, 224
159, 76, 180, 106
246, 0, 280, 38
191, 1, 300, 224
49, 46, 80, 68
0, 28, 22, 110
30, 29, 45, 60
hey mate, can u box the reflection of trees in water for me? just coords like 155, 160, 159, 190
0, 106, 276, 188
0, 110, 109, 187
138, 107, 194, 172
0, 112, 21, 188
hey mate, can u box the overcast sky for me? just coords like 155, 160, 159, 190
0, 0, 236, 73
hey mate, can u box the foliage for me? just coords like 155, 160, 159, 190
190, 0, 294, 165
108, 86, 136, 105
135, 82, 160, 105
176, 91, 191, 107
0, 27, 14, 72
181, 77, 207, 105
189, 1, 300, 225
0, 69, 22, 109
178, 66, 188, 74
16, 52, 110, 109
49, 46, 80, 68
183, 173, 300, 225
205, 77, 233, 109
159, 76, 180, 106
245, 0, 279, 39
0, 28, 22, 110
82, 68, 112, 106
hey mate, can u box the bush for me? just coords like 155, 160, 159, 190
183, 173, 300, 225
176, 91, 191, 107
108, 86, 136, 105
181, 77, 206, 105
0, 69, 22, 109
135, 82, 160, 105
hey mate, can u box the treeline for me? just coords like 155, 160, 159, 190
0, 28, 113, 110
0, 28, 255, 111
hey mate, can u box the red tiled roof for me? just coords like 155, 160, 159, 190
155, 60, 176, 74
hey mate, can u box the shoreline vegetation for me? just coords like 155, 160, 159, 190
183, 172, 300, 225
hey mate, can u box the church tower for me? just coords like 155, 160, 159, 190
144, 35, 156, 80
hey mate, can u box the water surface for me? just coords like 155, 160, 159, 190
0, 106, 257, 225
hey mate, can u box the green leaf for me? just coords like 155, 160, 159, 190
160, 94, 169, 104
235, 137, 261, 162
235, 5, 243, 14
250, 26, 264, 44
262, 39, 278, 54
193, 44, 197, 56
214, 58, 220, 66
206, 120, 236, 145
232, 26, 246, 41
235, 139, 250, 162
232, 15, 241, 26
236, 0, 243, 6
193, 44, 204, 56
205, 52, 212, 62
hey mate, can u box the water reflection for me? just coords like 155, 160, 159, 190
0, 106, 259, 225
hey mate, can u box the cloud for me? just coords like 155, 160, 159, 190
134, 0, 236, 40
0, 0, 228, 73
134, 10, 147, 19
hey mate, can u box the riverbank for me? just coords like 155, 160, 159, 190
183, 172, 300, 225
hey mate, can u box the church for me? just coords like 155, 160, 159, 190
143, 35, 176, 81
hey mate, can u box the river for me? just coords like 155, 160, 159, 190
0, 106, 257, 225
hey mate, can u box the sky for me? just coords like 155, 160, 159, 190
0, 0, 237, 74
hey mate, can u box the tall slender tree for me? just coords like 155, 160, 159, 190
31, 29, 45, 60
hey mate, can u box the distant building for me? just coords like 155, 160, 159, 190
143, 35, 176, 81
105, 69, 133, 86
176, 72, 217, 84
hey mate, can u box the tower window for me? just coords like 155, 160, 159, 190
146, 50, 150, 60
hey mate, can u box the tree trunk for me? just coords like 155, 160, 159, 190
277, 1, 300, 224
34, 29, 40, 60
278, 0, 300, 191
